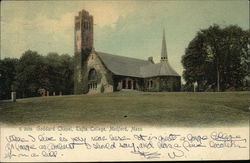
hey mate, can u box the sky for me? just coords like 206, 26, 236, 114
0, 0, 249, 78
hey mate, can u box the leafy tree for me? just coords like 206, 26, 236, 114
1, 50, 74, 99
221, 26, 249, 89
44, 53, 74, 95
45, 53, 63, 93
59, 54, 74, 94
0, 58, 18, 100
182, 24, 249, 91
16, 50, 46, 97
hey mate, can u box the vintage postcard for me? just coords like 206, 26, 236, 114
0, 0, 249, 162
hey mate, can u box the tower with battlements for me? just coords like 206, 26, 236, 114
74, 10, 94, 94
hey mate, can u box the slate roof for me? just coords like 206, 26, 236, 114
140, 62, 180, 77
96, 51, 180, 78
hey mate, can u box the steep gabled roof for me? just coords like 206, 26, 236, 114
96, 51, 180, 78
96, 51, 151, 77
140, 62, 180, 77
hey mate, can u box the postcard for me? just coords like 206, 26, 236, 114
0, 0, 249, 162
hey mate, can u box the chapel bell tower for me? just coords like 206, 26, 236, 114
74, 9, 94, 94
74, 9, 94, 52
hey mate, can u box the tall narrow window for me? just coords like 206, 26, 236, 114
150, 80, 153, 88
128, 80, 132, 89
133, 81, 137, 89
84, 21, 89, 30
75, 22, 80, 30
88, 69, 97, 90
122, 80, 126, 89
88, 69, 97, 81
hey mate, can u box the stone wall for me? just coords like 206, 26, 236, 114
112, 76, 181, 92
73, 51, 83, 94
74, 10, 94, 94
74, 49, 91, 94
144, 77, 160, 92
143, 76, 181, 92
113, 76, 144, 91
159, 76, 181, 92
86, 51, 114, 94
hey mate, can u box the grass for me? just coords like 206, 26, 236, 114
0, 91, 249, 127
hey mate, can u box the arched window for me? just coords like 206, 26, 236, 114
88, 23, 91, 30
148, 80, 153, 88
84, 21, 89, 30
88, 69, 97, 81
88, 69, 97, 90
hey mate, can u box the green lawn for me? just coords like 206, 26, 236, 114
0, 91, 249, 127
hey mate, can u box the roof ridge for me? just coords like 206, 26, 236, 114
96, 51, 150, 63
95, 51, 180, 78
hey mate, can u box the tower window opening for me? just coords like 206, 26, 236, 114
75, 22, 80, 30
84, 21, 89, 30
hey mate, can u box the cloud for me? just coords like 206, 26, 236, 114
1, 9, 76, 58
74, 1, 136, 27
1, 0, 249, 80
0, 0, 137, 56
34, 12, 74, 40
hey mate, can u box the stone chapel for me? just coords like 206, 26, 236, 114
74, 9, 181, 94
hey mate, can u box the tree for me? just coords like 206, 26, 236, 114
0, 58, 18, 100
44, 53, 74, 95
59, 54, 74, 94
221, 26, 249, 89
1, 50, 74, 99
182, 24, 249, 91
16, 50, 46, 97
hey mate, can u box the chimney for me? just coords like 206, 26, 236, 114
148, 56, 154, 64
